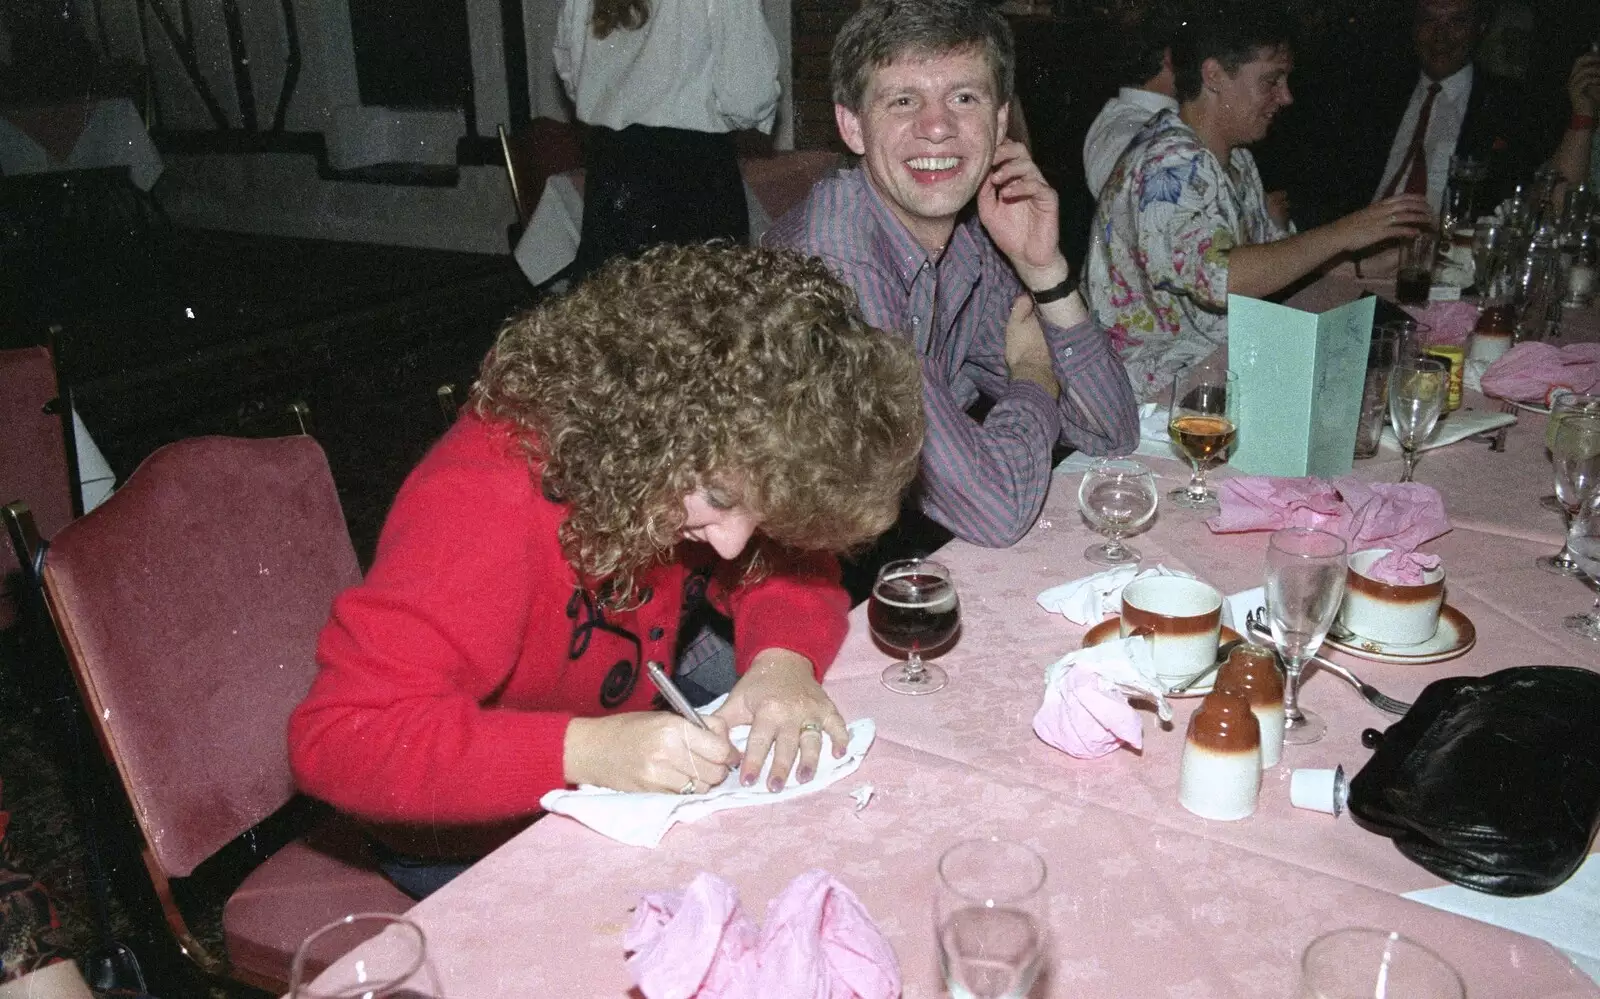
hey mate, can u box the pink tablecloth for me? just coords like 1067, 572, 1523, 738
306, 279, 1600, 997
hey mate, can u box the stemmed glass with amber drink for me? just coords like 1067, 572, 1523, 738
871, 558, 960, 695
1168, 365, 1237, 509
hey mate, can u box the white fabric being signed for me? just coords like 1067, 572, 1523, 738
1405, 853, 1600, 984
1379, 409, 1516, 453
540, 698, 875, 848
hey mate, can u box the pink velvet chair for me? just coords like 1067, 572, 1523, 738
37, 434, 411, 993
0, 346, 74, 629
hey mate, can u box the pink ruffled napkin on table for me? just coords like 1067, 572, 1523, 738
1033, 639, 1173, 759
1403, 300, 1479, 346
1480, 342, 1600, 404
625, 870, 900, 999
1207, 476, 1449, 584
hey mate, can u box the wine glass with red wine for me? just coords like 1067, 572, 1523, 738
1167, 365, 1237, 509
870, 558, 960, 695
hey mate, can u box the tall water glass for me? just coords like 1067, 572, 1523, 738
1265, 529, 1348, 746
290, 913, 429, 999
1564, 490, 1600, 641
1387, 358, 1447, 482
1168, 364, 1237, 509
1540, 401, 1600, 575
1299, 928, 1464, 999
937, 838, 1048, 999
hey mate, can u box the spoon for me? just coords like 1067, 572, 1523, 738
1166, 637, 1246, 695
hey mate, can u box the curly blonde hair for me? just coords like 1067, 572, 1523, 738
472, 243, 925, 599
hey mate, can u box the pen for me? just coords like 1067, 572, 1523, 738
645, 660, 710, 730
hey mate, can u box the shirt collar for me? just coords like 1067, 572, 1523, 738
1117, 87, 1179, 114
851, 165, 975, 290
1420, 63, 1473, 105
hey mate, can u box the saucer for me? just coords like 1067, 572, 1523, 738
1082, 617, 1242, 697
1324, 604, 1476, 664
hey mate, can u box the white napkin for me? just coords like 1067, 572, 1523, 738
1036, 564, 1193, 626
1379, 409, 1517, 453
1055, 404, 1177, 473
1405, 853, 1600, 985
541, 718, 875, 848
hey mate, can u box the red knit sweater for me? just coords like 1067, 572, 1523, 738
288, 413, 848, 828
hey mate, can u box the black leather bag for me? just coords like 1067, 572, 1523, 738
1347, 665, 1600, 896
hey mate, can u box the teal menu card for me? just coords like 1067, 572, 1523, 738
1227, 293, 1375, 478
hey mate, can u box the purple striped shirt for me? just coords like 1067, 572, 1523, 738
764, 166, 1139, 547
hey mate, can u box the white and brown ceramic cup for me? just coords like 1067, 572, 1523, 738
1120, 576, 1223, 685
1336, 548, 1445, 647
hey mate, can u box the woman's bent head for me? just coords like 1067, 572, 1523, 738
473, 243, 925, 591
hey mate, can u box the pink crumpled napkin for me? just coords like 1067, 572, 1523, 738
1480, 342, 1600, 404
625, 870, 901, 999
1034, 664, 1146, 758
1402, 300, 1479, 346
1207, 476, 1450, 584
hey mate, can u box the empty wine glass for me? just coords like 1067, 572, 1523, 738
870, 558, 960, 695
1564, 490, 1600, 641
290, 913, 428, 999
1387, 357, 1447, 482
1540, 396, 1600, 575
1168, 365, 1238, 509
1265, 529, 1348, 746
1078, 458, 1158, 565
1299, 928, 1464, 999
937, 838, 1047, 999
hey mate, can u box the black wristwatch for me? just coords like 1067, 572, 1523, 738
1029, 277, 1075, 304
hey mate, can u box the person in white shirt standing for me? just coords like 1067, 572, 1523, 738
1082, 18, 1178, 198
554, 0, 779, 283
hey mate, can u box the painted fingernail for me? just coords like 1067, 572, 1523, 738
741, 771, 758, 787
796, 766, 814, 783
767, 774, 784, 792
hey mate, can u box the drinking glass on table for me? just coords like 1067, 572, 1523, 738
1077, 458, 1158, 566
1299, 928, 1464, 999
290, 913, 429, 999
1264, 529, 1348, 746
937, 838, 1048, 999
1539, 400, 1600, 575
1396, 230, 1437, 306
871, 558, 960, 695
1168, 365, 1237, 509
1563, 490, 1600, 641
1387, 357, 1447, 482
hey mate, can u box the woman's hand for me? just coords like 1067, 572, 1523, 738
716, 649, 849, 792
563, 711, 738, 794
1331, 194, 1433, 254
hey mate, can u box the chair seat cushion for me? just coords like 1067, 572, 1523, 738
222, 816, 413, 987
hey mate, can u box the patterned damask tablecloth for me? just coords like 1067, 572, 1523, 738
305, 287, 1600, 997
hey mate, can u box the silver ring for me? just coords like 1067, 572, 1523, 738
1387, 213, 1396, 224
678, 779, 696, 795
799, 721, 823, 735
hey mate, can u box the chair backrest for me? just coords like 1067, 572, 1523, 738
498, 117, 584, 227
0, 346, 73, 628
41, 435, 361, 878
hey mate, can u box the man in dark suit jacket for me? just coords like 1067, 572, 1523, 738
1272, 0, 1559, 230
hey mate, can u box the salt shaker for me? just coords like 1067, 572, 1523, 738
1214, 643, 1286, 768
1178, 691, 1262, 821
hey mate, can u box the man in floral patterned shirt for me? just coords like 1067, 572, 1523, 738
1084, 2, 1432, 401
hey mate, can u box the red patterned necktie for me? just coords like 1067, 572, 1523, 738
1384, 82, 1443, 198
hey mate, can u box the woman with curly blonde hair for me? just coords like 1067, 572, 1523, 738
290, 244, 923, 896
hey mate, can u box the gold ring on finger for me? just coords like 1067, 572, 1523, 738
678, 779, 696, 795
800, 721, 823, 735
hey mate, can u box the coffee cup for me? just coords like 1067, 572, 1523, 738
1336, 548, 1445, 647
1120, 576, 1223, 684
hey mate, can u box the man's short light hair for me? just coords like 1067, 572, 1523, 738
831, 0, 1016, 113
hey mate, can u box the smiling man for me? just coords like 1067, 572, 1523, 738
1084, 1, 1432, 399
765, 0, 1138, 549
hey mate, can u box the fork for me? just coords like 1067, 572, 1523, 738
1244, 609, 1412, 716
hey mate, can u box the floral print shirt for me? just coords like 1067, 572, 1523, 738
1084, 109, 1289, 400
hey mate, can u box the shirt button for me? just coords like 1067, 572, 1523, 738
1062, 347, 1073, 358
911, 317, 920, 328
649, 627, 665, 640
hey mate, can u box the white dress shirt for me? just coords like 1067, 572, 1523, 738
1083, 88, 1179, 196
553, 0, 779, 134
1372, 64, 1473, 211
